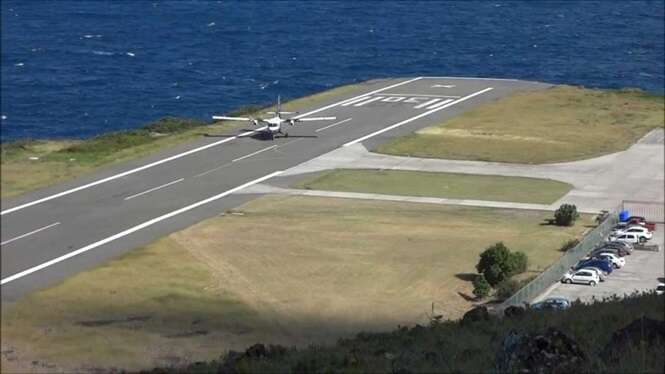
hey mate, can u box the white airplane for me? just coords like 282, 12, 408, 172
212, 96, 336, 140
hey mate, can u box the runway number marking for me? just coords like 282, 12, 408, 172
1, 222, 61, 247
0, 171, 284, 285
123, 178, 184, 201
343, 87, 494, 147
0, 77, 422, 216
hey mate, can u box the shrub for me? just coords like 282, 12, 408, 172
476, 243, 528, 286
560, 238, 580, 252
496, 278, 522, 300
508, 252, 528, 275
472, 274, 491, 299
554, 204, 580, 226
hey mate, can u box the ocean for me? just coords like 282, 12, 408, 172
1, 1, 663, 140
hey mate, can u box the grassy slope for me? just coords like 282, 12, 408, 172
176, 293, 665, 373
294, 169, 573, 204
376, 86, 664, 164
1, 195, 594, 372
0, 81, 368, 199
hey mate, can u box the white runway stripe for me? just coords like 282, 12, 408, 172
1, 222, 61, 246
123, 178, 184, 200
315, 118, 353, 132
232, 145, 277, 162
414, 98, 441, 109
426, 99, 455, 109
341, 96, 371, 106
0, 171, 284, 285
354, 96, 385, 107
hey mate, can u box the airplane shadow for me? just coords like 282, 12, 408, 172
204, 132, 318, 141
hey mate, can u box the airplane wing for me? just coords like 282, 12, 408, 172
296, 116, 337, 122
212, 115, 252, 121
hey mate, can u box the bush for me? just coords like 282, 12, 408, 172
560, 238, 580, 252
554, 204, 580, 226
476, 243, 528, 286
496, 278, 522, 300
472, 274, 491, 299
508, 252, 528, 275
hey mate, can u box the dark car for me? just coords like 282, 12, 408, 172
575, 258, 613, 274
590, 247, 628, 258
531, 297, 571, 311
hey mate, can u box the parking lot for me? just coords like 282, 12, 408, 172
533, 223, 664, 304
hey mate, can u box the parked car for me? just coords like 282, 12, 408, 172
562, 269, 600, 286
657, 283, 665, 296
531, 297, 571, 311
623, 216, 657, 231
590, 246, 628, 258
579, 267, 606, 282
575, 258, 613, 274
601, 241, 634, 254
609, 233, 642, 244
611, 226, 653, 241
592, 252, 625, 268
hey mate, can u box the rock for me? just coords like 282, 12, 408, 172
218, 350, 244, 374
462, 306, 490, 325
504, 305, 526, 319
495, 327, 586, 373
601, 317, 665, 361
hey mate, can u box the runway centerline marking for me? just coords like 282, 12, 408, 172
193, 163, 233, 178
232, 145, 277, 162
123, 178, 184, 201
1, 77, 421, 216
414, 98, 441, 109
315, 118, 352, 133
0, 171, 284, 285
1, 222, 61, 247
275, 138, 305, 149
343, 87, 494, 147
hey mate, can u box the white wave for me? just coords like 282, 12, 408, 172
92, 50, 114, 56
83, 34, 102, 39
175, 95, 181, 100
1, 115, 7, 120
207, 22, 216, 27
14, 62, 24, 67
126, 52, 136, 57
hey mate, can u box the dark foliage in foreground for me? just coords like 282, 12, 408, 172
142, 292, 664, 373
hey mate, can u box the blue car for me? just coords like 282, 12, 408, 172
575, 258, 613, 274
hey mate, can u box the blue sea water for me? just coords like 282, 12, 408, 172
1, 1, 663, 141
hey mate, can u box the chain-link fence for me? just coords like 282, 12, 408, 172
499, 211, 618, 309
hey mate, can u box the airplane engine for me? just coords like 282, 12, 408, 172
252, 119, 260, 126
288, 119, 296, 126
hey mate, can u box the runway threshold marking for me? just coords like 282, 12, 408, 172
123, 178, 184, 201
315, 118, 352, 133
232, 145, 277, 162
1, 77, 421, 216
354, 96, 385, 107
343, 87, 494, 147
1, 222, 61, 247
0, 171, 284, 286
382, 93, 461, 98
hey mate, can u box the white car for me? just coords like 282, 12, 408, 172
611, 226, 652, 241
609, 233, 641, 245
593, 252, 626, 269
561, 269, 600, 286
578, 267, 606, 281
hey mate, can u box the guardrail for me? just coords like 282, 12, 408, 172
498, 211, 618, 309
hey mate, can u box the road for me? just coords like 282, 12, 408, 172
0, 77, 546, 301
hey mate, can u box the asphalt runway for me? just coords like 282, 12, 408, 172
0, 77, 547, 301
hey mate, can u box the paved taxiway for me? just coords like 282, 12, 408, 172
1, 77, 547, 301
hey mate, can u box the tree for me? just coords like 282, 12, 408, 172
472, 274, 491, 299
476, 242, 529, 286
554, 204, 580, 226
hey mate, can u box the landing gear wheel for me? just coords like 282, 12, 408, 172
285, 132, 289, 138
589, 281, 596, 287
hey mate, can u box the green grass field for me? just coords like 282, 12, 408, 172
294, 169, 572, 204
376, 85, 664, 164
1, 195, 594, 372
0, 82, 368, 199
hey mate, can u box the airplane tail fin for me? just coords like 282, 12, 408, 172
277, 95, 281, 118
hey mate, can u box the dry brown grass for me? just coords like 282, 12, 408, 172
1, 195, 594, 372
376, 85, 664, 163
